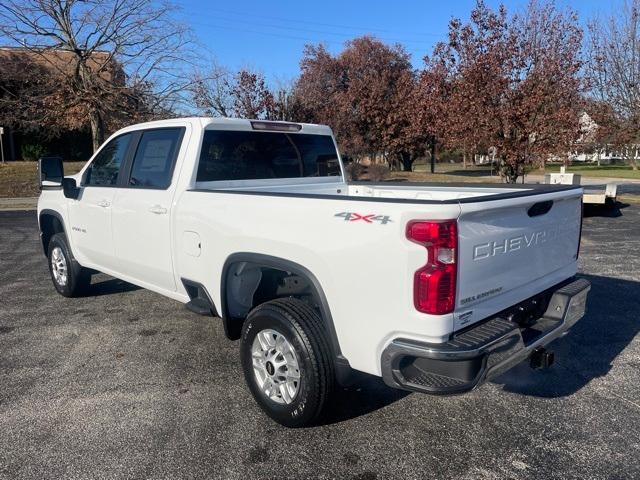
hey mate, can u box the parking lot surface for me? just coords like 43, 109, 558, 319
0, 201, 639, 479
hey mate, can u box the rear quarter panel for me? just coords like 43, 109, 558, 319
174, 190, 461, 376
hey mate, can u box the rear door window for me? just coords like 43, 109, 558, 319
196, 131, 340, 182
128, 128, 184, 189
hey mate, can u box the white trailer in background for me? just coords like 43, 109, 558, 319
545, 168, 617, 206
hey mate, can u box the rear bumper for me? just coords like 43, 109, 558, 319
381, 278, 591, 394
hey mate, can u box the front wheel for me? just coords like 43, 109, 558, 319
240, 298, 335, 427
47, 233, 91, 297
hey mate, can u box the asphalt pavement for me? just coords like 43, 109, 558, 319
0, 203, 638, 479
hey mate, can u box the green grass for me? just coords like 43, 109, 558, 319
0, 161, 85, 198
389, 170, 501, 183
534, 164, 640, 180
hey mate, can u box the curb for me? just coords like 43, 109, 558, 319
0, 197, 38, 211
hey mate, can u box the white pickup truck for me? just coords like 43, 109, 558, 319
38, 117, 590, 427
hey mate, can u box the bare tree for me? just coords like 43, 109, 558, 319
191, 64, 233, 117
589, 0, 640, 169
270, 78, 305, 122
191, 67, 305, 122
229, 70, 276, 119
0, 0, 195, 151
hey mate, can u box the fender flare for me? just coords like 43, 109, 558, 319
38, 208, 68, 255
38, 209, 84, 276
220, 252, 350, 373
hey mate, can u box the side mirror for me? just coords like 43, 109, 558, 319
62, 177, 80, 200
39, 156, 64, 187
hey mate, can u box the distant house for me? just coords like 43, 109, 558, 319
0, 46, 124, 161
471, 112, 640, 167
569, 111, 640, 164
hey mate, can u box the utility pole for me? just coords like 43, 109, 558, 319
0, 127, 5, 164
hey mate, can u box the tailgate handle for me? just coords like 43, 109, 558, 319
528, 200, 553, 217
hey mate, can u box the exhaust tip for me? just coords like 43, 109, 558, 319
530, 347, 555, 370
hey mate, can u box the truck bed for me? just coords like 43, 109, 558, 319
180, 179, 582, 375
193, 178, 582, 203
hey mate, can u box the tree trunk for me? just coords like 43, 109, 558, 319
622, 147, 638, 170
502, 163, 519, 183
90, 111, 105, 153
400, 152, 413, 172
462, 151, 467, 169
430, 142, 436, 174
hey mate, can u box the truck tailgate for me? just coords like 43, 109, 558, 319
455, 189, 582, 330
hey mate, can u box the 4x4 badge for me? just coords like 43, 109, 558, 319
334, 212, 392, 224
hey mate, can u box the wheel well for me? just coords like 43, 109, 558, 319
223, 261, 317, 340
39, 213, 65, 255
222, 254, 352, 384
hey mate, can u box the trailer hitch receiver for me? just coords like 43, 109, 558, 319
530, 347, 555, 370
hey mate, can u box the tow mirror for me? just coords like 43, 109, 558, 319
39, 156, 63, 187
62, 177, 80, 200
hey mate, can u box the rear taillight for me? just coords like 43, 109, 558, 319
406, 220, 458, 315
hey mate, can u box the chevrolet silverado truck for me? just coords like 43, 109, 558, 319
37, 117, 591, 427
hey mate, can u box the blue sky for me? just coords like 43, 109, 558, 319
176, 0, 614, 84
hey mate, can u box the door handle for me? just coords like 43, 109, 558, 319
149, 205, 167, 215
97, 200, 111, 208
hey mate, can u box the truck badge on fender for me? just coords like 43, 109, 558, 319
334, 212, 392, 224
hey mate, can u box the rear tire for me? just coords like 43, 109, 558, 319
240, 298, 335, 427
47, 232, 91, 297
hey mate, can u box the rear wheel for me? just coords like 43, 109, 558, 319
47, 233, 91, 297
240, 298, 335, 427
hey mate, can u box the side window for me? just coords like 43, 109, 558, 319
84, 133, 133, 186
128, 128, 183, 189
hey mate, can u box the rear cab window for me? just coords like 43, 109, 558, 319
196, 130, 341, 182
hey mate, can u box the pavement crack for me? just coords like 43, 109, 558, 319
603, 389, 640, 410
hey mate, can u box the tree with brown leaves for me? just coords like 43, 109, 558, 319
296, 37, 430, 170
422, 0, 585, 182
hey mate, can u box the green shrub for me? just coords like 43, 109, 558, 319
21, 143, 45, 161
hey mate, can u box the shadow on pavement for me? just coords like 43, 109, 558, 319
323, 373, 410, 425
83, 276, 142, 297
496, 274, 639, 397
583, 200, 629, 218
